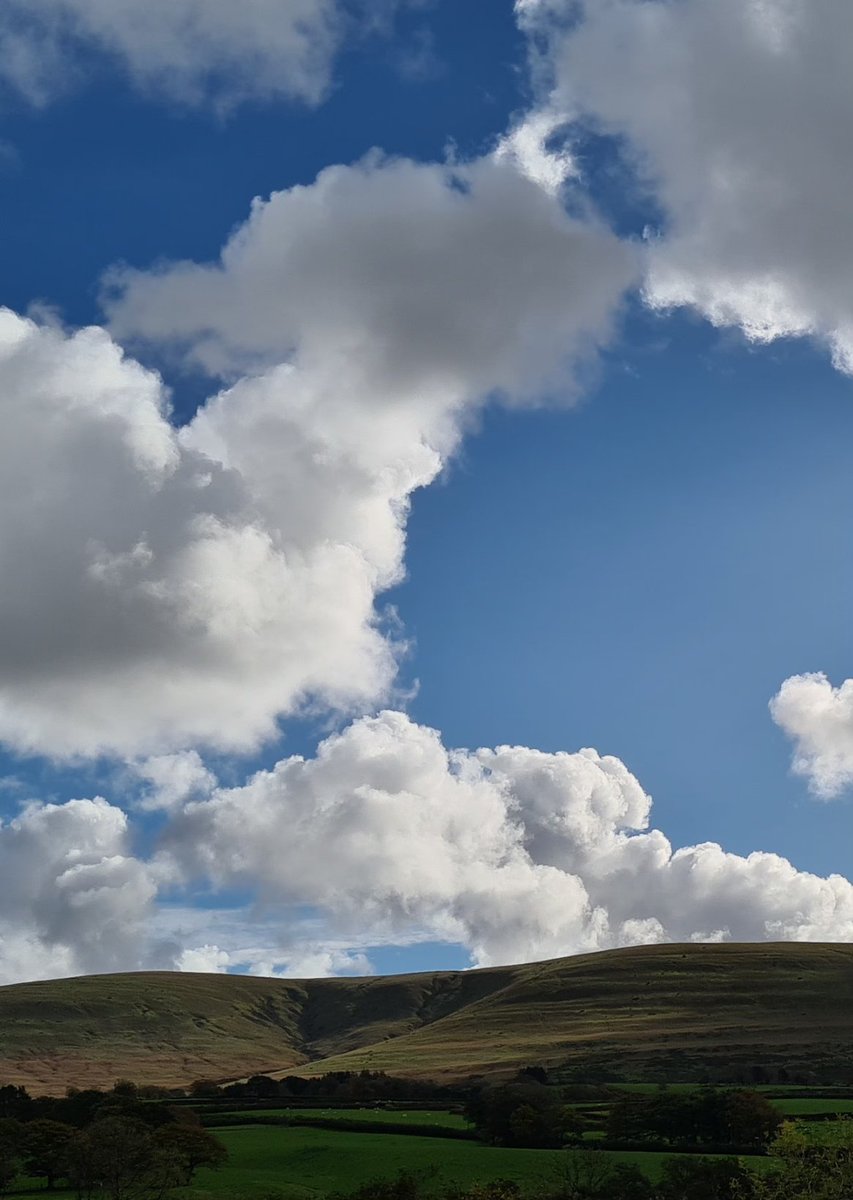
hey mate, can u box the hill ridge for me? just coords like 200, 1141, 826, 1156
3, 943, 853, 1094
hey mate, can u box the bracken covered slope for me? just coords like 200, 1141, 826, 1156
2, 943, 853, 1094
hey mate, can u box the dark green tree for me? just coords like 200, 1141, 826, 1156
0, 1158, 17, 1199
0, 1087, 31, 1121
607, 1088, 780, 1149
245, 1074, 280, 1099
551, 1150, 653, 1199
23, 1119, 76, 1190
189, 1080, 221, 1099
0, 1119, 23, 1198
154, 1125, 227, 1185
466, 1082, 573, 1147
66, 1116, 178, 1200
656, 1156, 755, 1200
721, 1090, 781, 1147
328, 1169, 427, 1200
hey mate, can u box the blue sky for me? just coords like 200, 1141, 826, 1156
400, 318, 853, 874
1, 0, 853, 983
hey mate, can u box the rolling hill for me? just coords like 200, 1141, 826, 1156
2, 943, 853, 1094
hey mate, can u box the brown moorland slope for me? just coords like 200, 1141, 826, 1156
2, 943, 853, 1094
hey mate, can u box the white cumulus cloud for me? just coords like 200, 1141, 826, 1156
771, 673, 853, 799
0, 153, 633, 760
5, 711, 853, 982
157, 712, 853, 970
134, 752, 217, 812
0, 795, 157, 983
518, 0, 853, 370
176, 944, 230, 974
0, 308, 395, 757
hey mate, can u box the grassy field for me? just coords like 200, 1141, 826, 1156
7, 943, 853, 1092
3, 1114, 811, 1200
789, 1118, 853, 1142
607, 1084, 708, 1094
773, 1098, 853, 1115
3, 1128, 682, 1200
212, 1108, 470, 1129
6, 1083, 851, 1200
188, 1125, 717, 1197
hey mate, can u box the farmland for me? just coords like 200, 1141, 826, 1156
5, 945, 853, 1198
3, 1076, 850, 1200
5, 1122, 751, 1200
188, 1124, 704, 1196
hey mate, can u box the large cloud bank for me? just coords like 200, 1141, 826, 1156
162, 712, 853, 971
9, 713, 853, 981
0, 309, 395, 757
0, 155, 632, 759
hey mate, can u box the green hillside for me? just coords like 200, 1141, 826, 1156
3, 943, 853, 1094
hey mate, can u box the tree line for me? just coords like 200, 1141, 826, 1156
464, 1079, 782, 1152
0, 1081, 226, 1198
190, 1068, 460, 1103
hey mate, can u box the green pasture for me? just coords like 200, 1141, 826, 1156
9, 1127, 666, 1200
193, 1126, 568, 1196
10, 1110, 840, 1200
605, 1084, 843, 1096
608, 1084, 704, 1095
788, 1118, 853, 1144
773, 1098, 853, 1115
210, 1107, 469, 1129
186, 1125, 768, 1198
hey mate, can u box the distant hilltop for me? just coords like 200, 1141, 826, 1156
2, 942, 853, 1095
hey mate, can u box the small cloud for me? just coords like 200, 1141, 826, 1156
177, 944, 230, 973
133, 752, 216, 812
770, 673, 853, 800
495, 111, 576, 194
